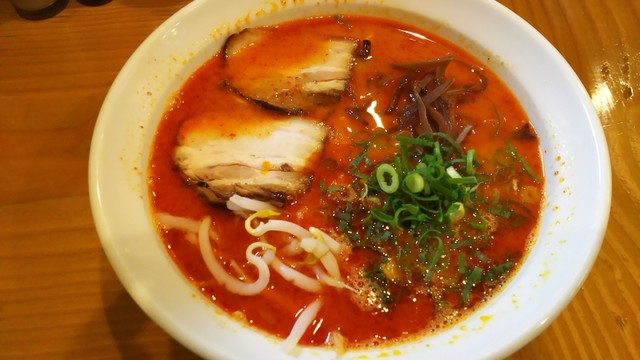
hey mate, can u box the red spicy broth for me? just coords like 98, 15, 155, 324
148, 15, 544, 349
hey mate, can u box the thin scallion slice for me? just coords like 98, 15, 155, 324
506, 141, 541, 183
466, 149, 476, 175
404, 172, 425, 193
461, 266, 483, 305
445, 202, 465, 223
458, 253, 468, 274
376, 163, 399, 193
485, 261, 513, 283
319, 179, 327, 195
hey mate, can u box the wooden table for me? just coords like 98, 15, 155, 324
1, 1, 637, 359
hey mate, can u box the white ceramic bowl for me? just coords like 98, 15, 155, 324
89, 1, 611, 359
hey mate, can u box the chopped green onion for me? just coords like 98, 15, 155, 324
445, 202, 465, 223
475, 251, 490, 263
376, 163, 399, 194
404, 172, 425, 193
461, 266, 483, 305
467, 216, 488, 230
485, 261, 513, 282
448, 176, 478, 185
349, 147, 369, 169
458, 253, 468, 274
450, 238, 475, 249
346, 229, 361, 242
319, 179, 327, 195
446, 166, 462, 179
370, 207, 396, 224
359, 183, 369, 201
506, 142, 541, 183
434, 141, 443, 164
423, 237, 444, 283
422, 181, 432, 195
466, 149, 476, 175
335, 131, 530, 306
487, 204, 512, 219
349, 169, 371, 180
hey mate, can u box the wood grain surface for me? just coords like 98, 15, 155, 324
0, 1, 637, 359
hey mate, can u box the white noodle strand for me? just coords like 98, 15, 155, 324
157, 212, 217, 242
226, 194, 277, 212
198, 216, 270, 296
300, 237, 341, 280
312, 266, 356, 292
280, 239, 304, 256
309, 227, 347, 255
281, 298, 323, 354
249, 219, 312, 239
263, 251, 322, 293
156, 212, 201, 232
184, 232, 198, 245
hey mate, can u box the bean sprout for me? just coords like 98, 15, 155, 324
156, 212, 218, 242
281, 298, 323, 354
226, 194, 277, 212
312, 265, 356, 292
309, 227, 347, 255
198, 216, 271, 296
263, 251, 322, 293
300, 236, 341, 280
245, 210, 311, 239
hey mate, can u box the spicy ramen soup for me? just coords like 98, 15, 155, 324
148, 15, 544, 353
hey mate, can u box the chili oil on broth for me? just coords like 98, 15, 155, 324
148, 15, 544, 350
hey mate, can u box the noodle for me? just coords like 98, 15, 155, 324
263, 251, 323, 293
156, 212, 217, 242
309, 227, 347, 255
226, 194, 277, 212
312, 265, 356, 292
245, 211, 312, 239
281, 298, 323, 354
300, 237, 341, 280
198, 216, 271, 296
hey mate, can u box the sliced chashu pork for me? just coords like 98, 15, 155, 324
174, 115, 327, 207
223, 28, 357, 114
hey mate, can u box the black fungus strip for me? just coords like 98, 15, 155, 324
412, 83, 433, 134
346, 107, 370, 125
385, 75, 411, 113
421, 78, 455, 105
359, 39, 372, 60
392, 54, 455, 72
455, 124, 474, 144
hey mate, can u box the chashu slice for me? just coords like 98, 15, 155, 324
223, 27, 357, 114
174, 116, 328, 207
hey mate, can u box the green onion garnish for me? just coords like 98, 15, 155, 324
331, 130, 535, 308
466, 149, 476, 175
462, 266, 483, 305
376, 163, 399, 194
404, 172, 425, 193
445, 202, 465, 223
505, 141, 541, 183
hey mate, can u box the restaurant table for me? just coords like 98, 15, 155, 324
0, 0, 638, 359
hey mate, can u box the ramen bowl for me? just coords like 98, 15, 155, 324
88, 0, 611, 359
